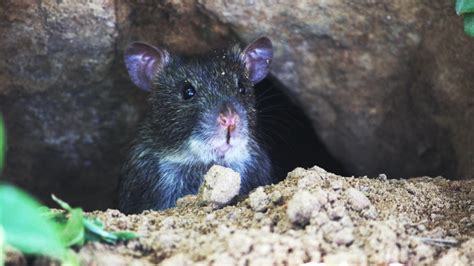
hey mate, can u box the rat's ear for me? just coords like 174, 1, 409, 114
124, 42, 169, 91
242, 37, 273, 84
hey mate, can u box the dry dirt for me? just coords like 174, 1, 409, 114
8, 166, 474, 265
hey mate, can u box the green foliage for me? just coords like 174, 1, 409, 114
0, 186, 138, 265
456, 0, 474, 36
464, 13, 474, 36
52, 195, 138, 245
456, 0, 474, 15
0, 185, 74, 264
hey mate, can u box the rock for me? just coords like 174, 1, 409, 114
346, 188, 372, 211
269, 190, 283, 204
249, 187, 270, 212
328, 205, 346, 220
199, 0, 474, 179
198, 165, 241, 209
287, 190, 321, 225
333, 227, 355, 246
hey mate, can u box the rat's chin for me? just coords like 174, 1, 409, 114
210, 137, 248, 161
213, 143, 233, 158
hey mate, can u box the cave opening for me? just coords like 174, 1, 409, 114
254, 77, 347, 182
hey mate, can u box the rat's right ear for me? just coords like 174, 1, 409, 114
124, 42, 169, 91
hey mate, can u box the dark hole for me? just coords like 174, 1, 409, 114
254, 77, 347, 181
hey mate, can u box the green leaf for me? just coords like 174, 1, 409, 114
0, 115, 5, 172
51, 194, 73, 212
83, 219, 119, 244
464, 13, 474, 36
58, 208, 85, 247
51, 195, 138, 245
456, 0, 474, 15
0, 185, 66, 259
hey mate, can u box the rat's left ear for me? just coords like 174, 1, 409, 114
242, 37, 273, 84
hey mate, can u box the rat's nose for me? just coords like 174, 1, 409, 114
218, 112, 238, 132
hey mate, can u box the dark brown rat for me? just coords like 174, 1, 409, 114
118, 37, 273, 213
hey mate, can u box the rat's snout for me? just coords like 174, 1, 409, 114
218, 109, 239, 132
218, 112, 238, 131
216, 101, 242, 145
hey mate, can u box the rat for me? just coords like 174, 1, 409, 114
118, 37, 274, 214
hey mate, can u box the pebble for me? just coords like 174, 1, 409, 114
346, 188, 371, 211
249, 187, 270, 212
199, 165, 241, 209
287, 190, 321, 225
333, 227, 355, 245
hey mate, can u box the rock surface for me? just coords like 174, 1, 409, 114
7, 166, 471, 265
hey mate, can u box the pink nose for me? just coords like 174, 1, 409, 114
218, 113, 238, 131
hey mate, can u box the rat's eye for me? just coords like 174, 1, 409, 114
182, 83, 196, 100
238, 80, 246, 95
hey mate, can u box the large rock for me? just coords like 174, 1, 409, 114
199, 0, 474, 179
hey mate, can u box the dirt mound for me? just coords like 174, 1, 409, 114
12, 166, 473, 265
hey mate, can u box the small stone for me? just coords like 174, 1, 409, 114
249, 187, 270, 212
378, 173, 388, 180
346, 188, 371, 211
313, 188, 328, 206
321, 221, 343, 242
333, 227, 354, 245
417, 224, 426, 232
362, 206, 378, 220
287, 167, 306, 180
328, 192, 339, 203
328, 205, 346, 220
270, 190, 283, 204
198, 165, 241, 209
287, 190, 321, 225
253, 212, 265, 221
331, 179, 343, 190
310, 211, 330, 228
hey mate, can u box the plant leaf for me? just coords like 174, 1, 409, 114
464, 13, 474, 36
456, 0, 474, 15
51, 194, 138, 244
51, 194, 73, 212
0, 185, 66, 259
83, 219, 118, 244
58, 208, 85, 247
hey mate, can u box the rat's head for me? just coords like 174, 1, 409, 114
124, 37, 273, 163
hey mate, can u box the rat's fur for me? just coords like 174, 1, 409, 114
119, 41, 272, 213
